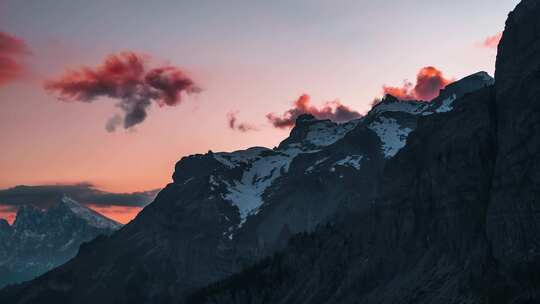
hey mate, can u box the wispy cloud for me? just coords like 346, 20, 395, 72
227, 112, 258, 132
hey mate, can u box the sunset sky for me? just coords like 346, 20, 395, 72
0, 0, 518, 223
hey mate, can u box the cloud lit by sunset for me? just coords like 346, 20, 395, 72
267, 94, 362, 128
45, 52, 201, 132
382, 67, 454, 101
0, 31, 30, 85
482, 32, 503, 50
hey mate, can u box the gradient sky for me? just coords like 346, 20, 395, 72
0, 0, 519, 221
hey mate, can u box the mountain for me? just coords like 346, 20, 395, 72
0, 65, 492, 303
185, 2, 540, 303
0, 196, 121, 288
2, 1, 536, 302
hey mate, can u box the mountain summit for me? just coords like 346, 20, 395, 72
0, 196, 120, 288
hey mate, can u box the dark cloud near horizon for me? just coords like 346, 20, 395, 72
382, 66, 453, 101
44, 52, 201, 132
0, 31, 31, 85
227, 112, 258, 132
266, 94, 362, 129
0, 183, 159, 210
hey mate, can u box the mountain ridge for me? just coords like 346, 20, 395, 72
0, 196, 120, 288
0, 68, 494, 303
184, 2, 540, 302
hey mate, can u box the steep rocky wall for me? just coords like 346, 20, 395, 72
489, 0, 540, 264
187, 2, 540, 302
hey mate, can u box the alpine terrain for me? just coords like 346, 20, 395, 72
1, 0, 539, 303
0, 196, 121, 288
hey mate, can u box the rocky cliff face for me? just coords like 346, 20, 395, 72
489, 0, 540, 265
0, 197, 120, 288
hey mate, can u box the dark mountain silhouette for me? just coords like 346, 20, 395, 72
1, 1, 538, 303
186, 1, 540, 303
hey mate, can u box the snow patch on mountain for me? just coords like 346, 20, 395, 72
334, 155, 364, 170
305, 157, 331, 174
435, 94, 457, 113
368, 117, 413, 158
60, 196, 121, 230
304, 120, 359, 147
372, 101, 428, 115
213, 147, 269, 169
223, 148, 302, 227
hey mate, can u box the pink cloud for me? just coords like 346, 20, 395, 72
482, 32, 503, 49
267, 94, 362, 129
44, 51, 201, 131
382, 66, 453, 101
0, 31, 31, 86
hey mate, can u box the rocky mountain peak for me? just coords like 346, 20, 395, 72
435, 71, 494, 102
12, 205, 44, 231
0, 196, 121, 288
278, 117, 359, 151
56, 195, 121, 230
11, 196, 121, 232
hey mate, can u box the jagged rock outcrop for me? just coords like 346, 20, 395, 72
0, 197, 120, 288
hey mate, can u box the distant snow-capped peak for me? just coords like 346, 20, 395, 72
59, 195, 122, 230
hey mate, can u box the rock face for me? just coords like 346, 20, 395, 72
185, 1, 540, 303
489, 0, 540, 264
0, 67, 492, 303
0, 196, 120, 288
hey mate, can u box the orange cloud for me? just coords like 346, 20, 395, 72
0, 31, 31, 86
267, 94, 362, 129
382, 66, 453, 101
482, 32, 502, 49
45, 52, 201, 131
87, 204, 143, 224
